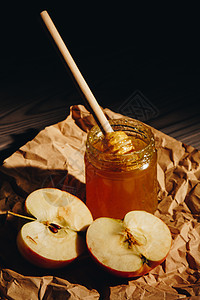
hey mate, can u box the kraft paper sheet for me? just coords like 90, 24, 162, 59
0, 105, 199, 299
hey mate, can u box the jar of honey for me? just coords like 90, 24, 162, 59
85, 119, 157, 219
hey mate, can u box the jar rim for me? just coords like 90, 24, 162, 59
88, 118, 153, 153
85, 119, 156, 171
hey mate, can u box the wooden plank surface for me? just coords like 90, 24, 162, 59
0, 4, 200, 164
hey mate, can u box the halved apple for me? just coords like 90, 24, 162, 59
86, 211, 172, 278
17, 188, 93, 268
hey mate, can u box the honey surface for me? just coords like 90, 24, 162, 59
94, 135, 147, 153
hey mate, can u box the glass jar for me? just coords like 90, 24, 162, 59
85, 119, 157, 219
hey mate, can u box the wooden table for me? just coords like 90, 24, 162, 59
1, 5, 200, 164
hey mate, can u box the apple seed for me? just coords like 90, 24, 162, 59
42, 220, 81, 234
49, 223, 62, 230
48, 223, 61, 234
26, 235, 37, 245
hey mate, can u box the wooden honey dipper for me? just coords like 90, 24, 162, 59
40, 11, 134, 155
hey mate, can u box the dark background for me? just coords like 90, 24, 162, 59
0, 2, 200, 163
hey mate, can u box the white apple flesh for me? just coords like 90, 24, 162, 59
86, 211, 172, 278
17, 188, 93, 268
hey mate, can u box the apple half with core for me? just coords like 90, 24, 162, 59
86, 211, 172, 278
17, 188, 93, 268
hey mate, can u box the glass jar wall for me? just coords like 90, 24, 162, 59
85, 119, 157, 219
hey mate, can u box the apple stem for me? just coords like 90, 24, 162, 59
7, 211, 36, 221
140, 255, 149, 265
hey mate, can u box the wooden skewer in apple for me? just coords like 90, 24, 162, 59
1, 188, 93, 268
40, 10, 134, 155
15, 188, 93, 268
4, 211, 79, 233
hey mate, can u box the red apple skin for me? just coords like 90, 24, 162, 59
18, 188, 93, 269
17, 229, 81, 269
86, 212, 172, 278
87, 245, 170, 278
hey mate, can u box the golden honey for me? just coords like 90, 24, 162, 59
85, 119, 157, 219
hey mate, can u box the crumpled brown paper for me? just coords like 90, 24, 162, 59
0, 269, 99, 300
0, 105, 200, 299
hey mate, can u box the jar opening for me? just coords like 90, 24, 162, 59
86, 119, 155, 171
